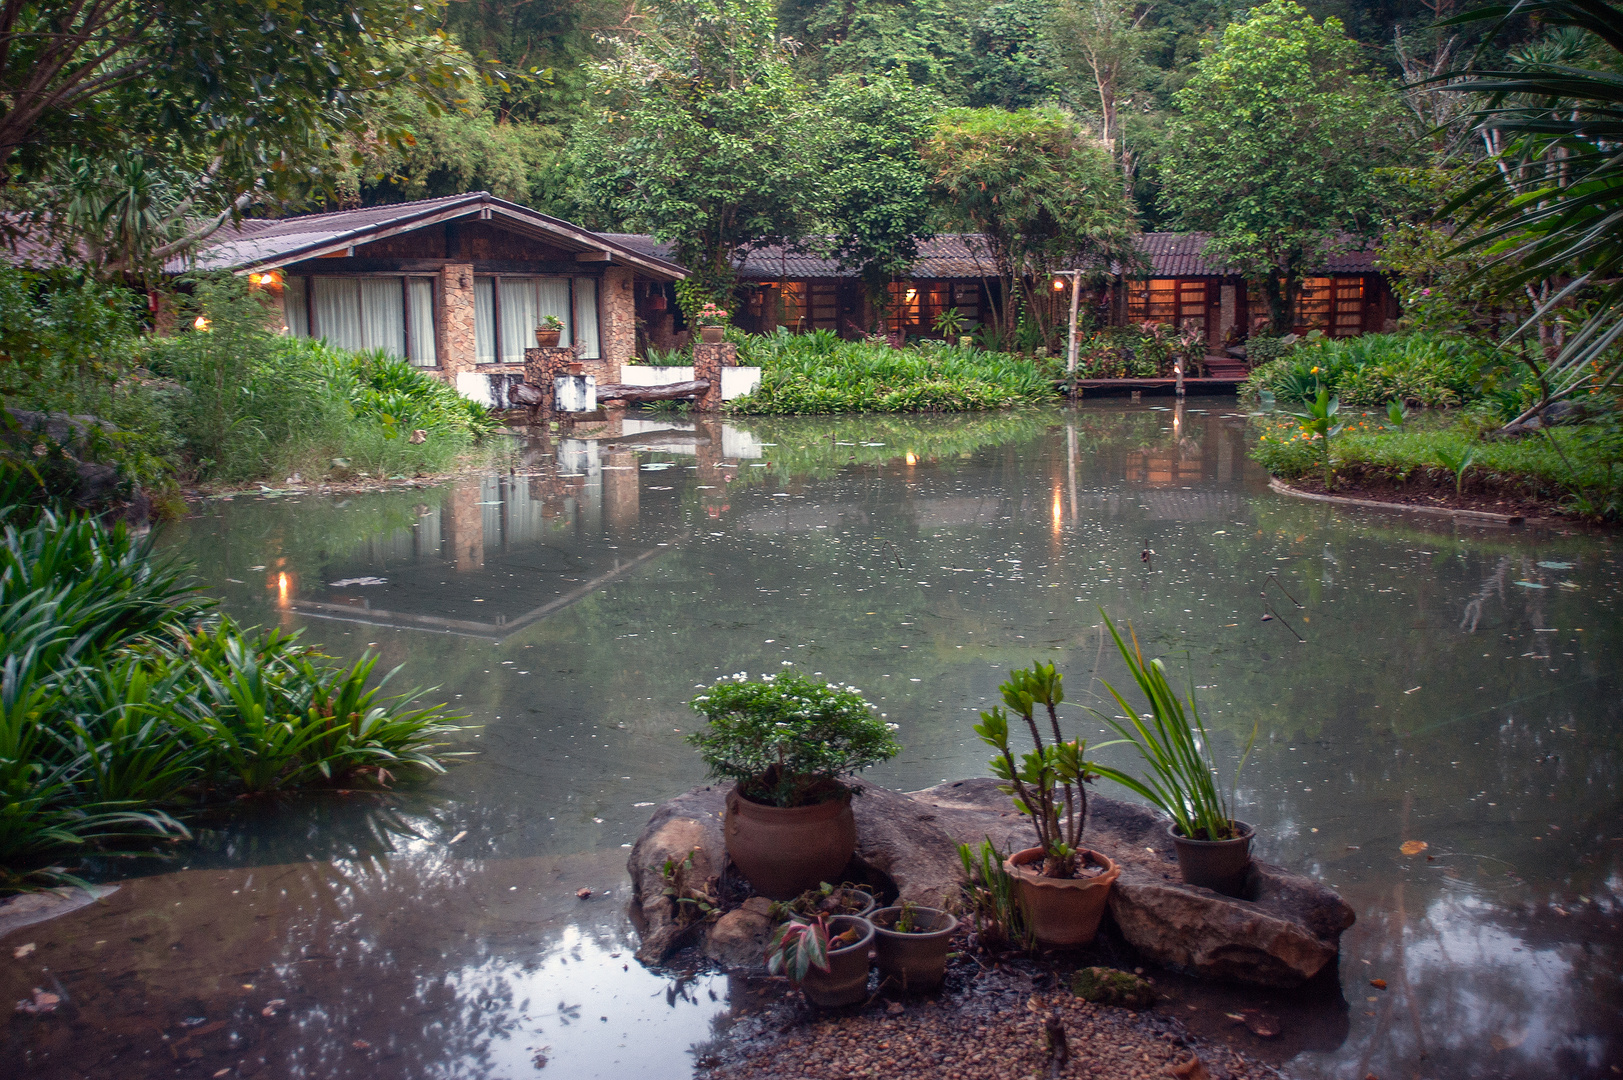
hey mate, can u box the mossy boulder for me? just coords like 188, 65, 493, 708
1071, 967, 1156, 1010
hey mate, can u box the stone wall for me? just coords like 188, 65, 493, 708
598, 265, 637, 387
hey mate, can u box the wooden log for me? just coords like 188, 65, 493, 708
593, 380, 710, 403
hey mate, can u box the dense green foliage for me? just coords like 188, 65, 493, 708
0, 493, 462, 891
1158, 0, 1407, 333
687, 668, 901, 806
0, 270, 500, 491
1240, 332, 1524, 410
730, 329, 1057, 414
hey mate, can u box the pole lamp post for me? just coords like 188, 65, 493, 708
1055, 270, 1084, 401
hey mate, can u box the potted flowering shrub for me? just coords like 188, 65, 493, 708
973, 661, 1119, 946
695, 302, 729, 344
534, 314, 564, 348
1088, 614, 1259, 897
688, 669, 900, 899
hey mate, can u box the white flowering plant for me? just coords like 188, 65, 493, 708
687, 669, 901, 808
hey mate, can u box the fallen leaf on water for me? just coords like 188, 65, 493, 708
1225, 1012, 1246, 1023
1400, 840, 1428, 856
15, 988, 60, 1015
214, 1069, 232, 1078
575, 887, 592, 899
12, 942, 34, 959
1243, 1012, 1281, 1038
447, 831, 467, 845
1369, 978, 1387, 989
352, 1039, 372, 1050
1489, 1031, 1527, 1052
260, 998, 286, 1017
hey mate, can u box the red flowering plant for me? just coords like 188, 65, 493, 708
695, 302, 729, 327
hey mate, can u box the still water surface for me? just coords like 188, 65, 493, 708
3, 403, 1619, 1079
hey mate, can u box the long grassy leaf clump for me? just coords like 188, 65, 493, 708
0, 475, 463, 892
730, 328, 1057, 415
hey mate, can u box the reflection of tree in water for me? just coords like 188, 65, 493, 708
1460, 555, 1508, 634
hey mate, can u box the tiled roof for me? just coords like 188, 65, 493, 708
604, 232, 1379, 280
1134, 232, 1379, 277
170, 194, 688, 279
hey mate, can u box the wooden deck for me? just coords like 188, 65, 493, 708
1062, 376, 1245, 395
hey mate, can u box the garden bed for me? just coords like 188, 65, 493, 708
1270, 464, 1563, 521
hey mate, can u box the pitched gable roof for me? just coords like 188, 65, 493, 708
175, 193, 688, 280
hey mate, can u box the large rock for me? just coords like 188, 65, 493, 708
628, 778, 1355, 988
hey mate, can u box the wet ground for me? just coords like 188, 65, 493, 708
3, 402, 1619, 1079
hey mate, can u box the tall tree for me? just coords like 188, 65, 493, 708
0, 0, 474, 217
575, 0, 820, 314
816, 74, 938, 329
1050, 0, 1161, 197
1157, 0, 1406, 333
923, 107, 1137, 345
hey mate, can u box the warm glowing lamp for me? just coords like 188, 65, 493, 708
193, 316, 210, 331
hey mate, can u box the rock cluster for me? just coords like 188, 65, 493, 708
629, 778, 1355, 988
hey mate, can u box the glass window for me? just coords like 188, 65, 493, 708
475, 277, 496, 363
282, 276, 309, 337
573, 278, 600, 358
306, 276, 408, 358
407, 278, 436, 367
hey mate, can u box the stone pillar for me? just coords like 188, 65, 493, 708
691, 342, 736, 412
437, 263, 477, 385
599, 265, 637, 388
523, 345, 580, 418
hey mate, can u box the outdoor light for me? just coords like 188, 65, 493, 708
193, 316, 210, 331
905, 452, 917, 466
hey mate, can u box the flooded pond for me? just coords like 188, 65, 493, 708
4, 402, 1620, 1079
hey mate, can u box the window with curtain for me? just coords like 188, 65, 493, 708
408, 278, 436, 366
282, 277, 309, 336
573, 277, 600, 358
302, 276, 418, 359
475, 277, 496, 363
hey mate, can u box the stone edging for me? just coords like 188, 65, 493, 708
1268, 476, 1544, 525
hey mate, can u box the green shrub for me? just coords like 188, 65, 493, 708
0, 484, 463, 891
730, 329, 1054, 415
1240, 332, 1516, 410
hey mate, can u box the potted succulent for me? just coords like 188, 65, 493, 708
766, 915, 875, 1007
695, 302, 729, 343
974, 662, 1119, 946
1088, 614, 1259, 897
869, 900, 958, 993
687, 669, 900, 900
534, 314, 564, 348
779, 881, 877, 923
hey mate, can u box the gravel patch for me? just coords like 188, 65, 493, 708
698, 959, 1284, 1080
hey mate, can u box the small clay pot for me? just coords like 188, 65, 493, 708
1168, 820, 1254, 898
870, 905, 957, 993
699, 326, 726, 344
1004, 847, 1120, 947
724, 786, 856, 900
534, 327, 563, 347
800, 916, 875, 1007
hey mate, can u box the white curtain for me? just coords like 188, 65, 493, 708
573, 278, 599, 358
475, 277, 496, 363
359, 277, 404, 356
407, 278, 436, 367
312, 277, 362, 351
282, 276, 309, 337
536, 278, 572, 349
498, 278, 541, 364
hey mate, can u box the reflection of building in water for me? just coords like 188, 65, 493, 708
913, 497, 1003, 529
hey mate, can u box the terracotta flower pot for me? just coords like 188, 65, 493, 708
699, 326, 725, 344
534, 327, 562, 348
1003, 847, 1120, 946
800, 915, 875, 1007
1168, 820, 1254, 898
724, 786, 856, 900
870, 906, 957, 993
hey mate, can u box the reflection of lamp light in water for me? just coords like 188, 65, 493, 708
1052, 489, 1063, 530
276, 572, 289, 607
905, 452, 917, 466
